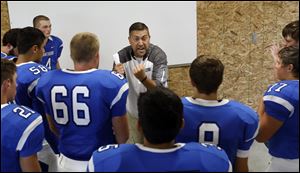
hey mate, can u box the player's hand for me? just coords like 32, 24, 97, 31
269, 43, 280, 61
133, 64, 146, 81
114, 64, 125, 75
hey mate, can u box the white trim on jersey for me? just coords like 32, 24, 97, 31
62, 68, 98, 74
88, 156, 95, 172
186, 97, 229, 107
110, 83, 129, 109
36, 96, 45, 104
27, 78, 39, 97
236, 149, 250, 158
16, 116, 43, 151
135, 143, 185, 153
1, 51, 8, 57
245, 124, 259, 142
263, 95, 294, 118
1, 103, 9, 109
227, 161, 233, 172
16, 61, 35, 67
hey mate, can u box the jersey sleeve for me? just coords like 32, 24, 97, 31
110, 82, 129, 117
263, 83, 295, 121
57, 37, 63, 58
35, 76, 51, 115
19, 116, 44, 157
237, 106, 259, 158
32, 87, 46, 116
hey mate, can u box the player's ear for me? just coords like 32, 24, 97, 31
32, 45, 39, 54
2, 79, 11, 90
7, 44, 14, 51
287, 64, 294, 72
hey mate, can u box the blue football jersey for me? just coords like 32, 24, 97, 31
1, 51, 16, 61
15, 61, 59, 154
40, 35, 63, 70
1, 52, 6, 58
263, 80, 299, 159
176, 97, 259, 165
1, 103, 44, 172
36, 69, 129, 160
88, 142, 232, 172
15, 61, 48, 113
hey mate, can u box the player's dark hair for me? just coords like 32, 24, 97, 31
129, 22, 150, 36
33, 15, 50, 28
17, 27, 45, 54
1, 59, 16, 86
138, 87, 183, 144
190, 55, 224, 94
2, 28, 21, 48
282, 20, 299, 42
278, 46, 299, 78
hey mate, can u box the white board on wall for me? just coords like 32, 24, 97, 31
8, 1, 196, 70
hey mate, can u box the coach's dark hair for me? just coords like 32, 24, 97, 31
129, 22, 149, 36
17, 27, 45, 54
282, 20, 299, 42
2, 28, 21, 48
1, 59, 16, 86
138, 87, 183, 144
278, 46, 299, 78
190, 55, 224, 94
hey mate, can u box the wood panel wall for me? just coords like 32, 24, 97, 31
1, 1, 299, 109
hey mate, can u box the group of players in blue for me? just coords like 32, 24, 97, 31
1, 15, 299, 172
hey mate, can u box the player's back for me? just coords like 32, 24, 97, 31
36, 69, 128, 161
88, 142, 231, 172
263, 80, 299, 159
1, 103, 44, 172
15, 61, 48, 111
176, 97, 259, 164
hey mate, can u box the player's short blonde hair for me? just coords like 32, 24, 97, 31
70, 32, 99, 63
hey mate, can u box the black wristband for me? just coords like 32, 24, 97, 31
140, 76, 147, 83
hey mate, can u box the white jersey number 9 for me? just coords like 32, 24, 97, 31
198, 123, 219, 145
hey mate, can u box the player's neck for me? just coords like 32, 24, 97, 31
45, 37, 49, 43
15, 54, 35, 64
1, 95, 8, 105
193, 91, 218, 100
281, 75, 299, 81
143, 139, 177, 149
74, 63, 95, 71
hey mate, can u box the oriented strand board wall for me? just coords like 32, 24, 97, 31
169, 1, 299, 110
1, 1, 10, 45
2, 1, 298, 110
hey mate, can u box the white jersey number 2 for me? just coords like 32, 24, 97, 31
51, 86, 90, 126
